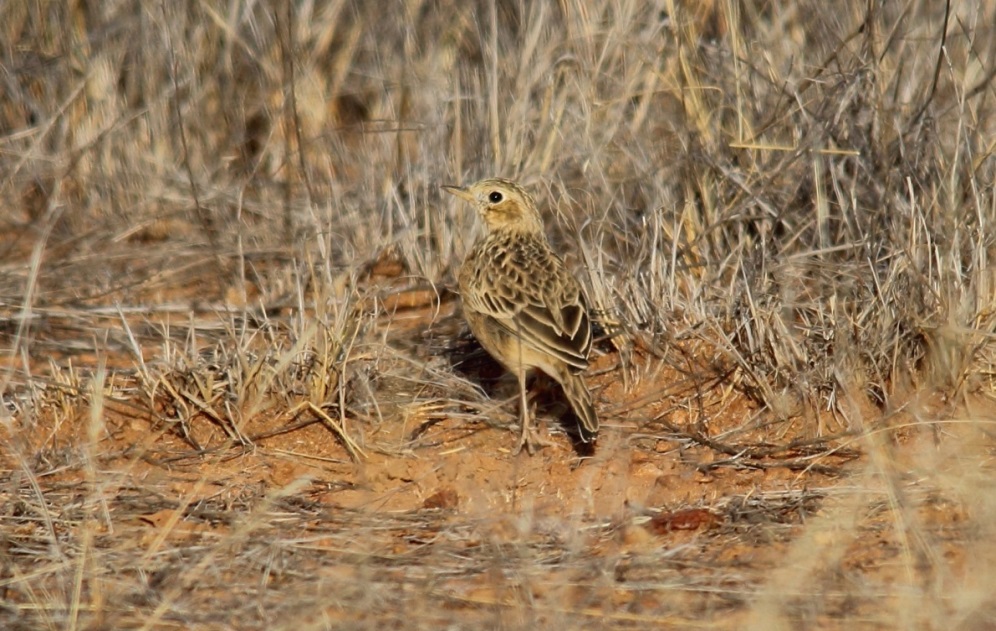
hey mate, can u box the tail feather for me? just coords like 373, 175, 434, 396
561, 373, 598, 442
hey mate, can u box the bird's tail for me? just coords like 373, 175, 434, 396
561, 373, 599, 442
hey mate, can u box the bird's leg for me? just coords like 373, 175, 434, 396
513, 367, 533, 455
513, 368, 556, 455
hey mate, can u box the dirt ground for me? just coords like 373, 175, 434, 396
3, 282, 993, 630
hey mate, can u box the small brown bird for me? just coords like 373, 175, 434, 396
443, 177, 598, 454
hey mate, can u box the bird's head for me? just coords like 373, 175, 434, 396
443, 178, 544, 233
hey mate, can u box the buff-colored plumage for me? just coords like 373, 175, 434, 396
443, 178, 598, 454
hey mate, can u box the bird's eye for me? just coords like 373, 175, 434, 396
488, 191, 503, 203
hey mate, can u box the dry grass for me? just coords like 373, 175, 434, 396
2, 1, 995, 629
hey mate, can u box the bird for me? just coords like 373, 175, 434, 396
442, 177, 598, 454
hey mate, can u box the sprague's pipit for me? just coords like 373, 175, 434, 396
443, 178, 598, 454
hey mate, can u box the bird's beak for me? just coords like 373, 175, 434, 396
442, 184, 475, 203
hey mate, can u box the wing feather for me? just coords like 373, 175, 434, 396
462, 235, 592, 371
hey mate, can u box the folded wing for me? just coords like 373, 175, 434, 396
467, 244, 592, 372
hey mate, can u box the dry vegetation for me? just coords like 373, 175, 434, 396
2, 0, 995, 628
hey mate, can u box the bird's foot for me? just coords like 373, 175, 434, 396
512, 402, 556, 455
